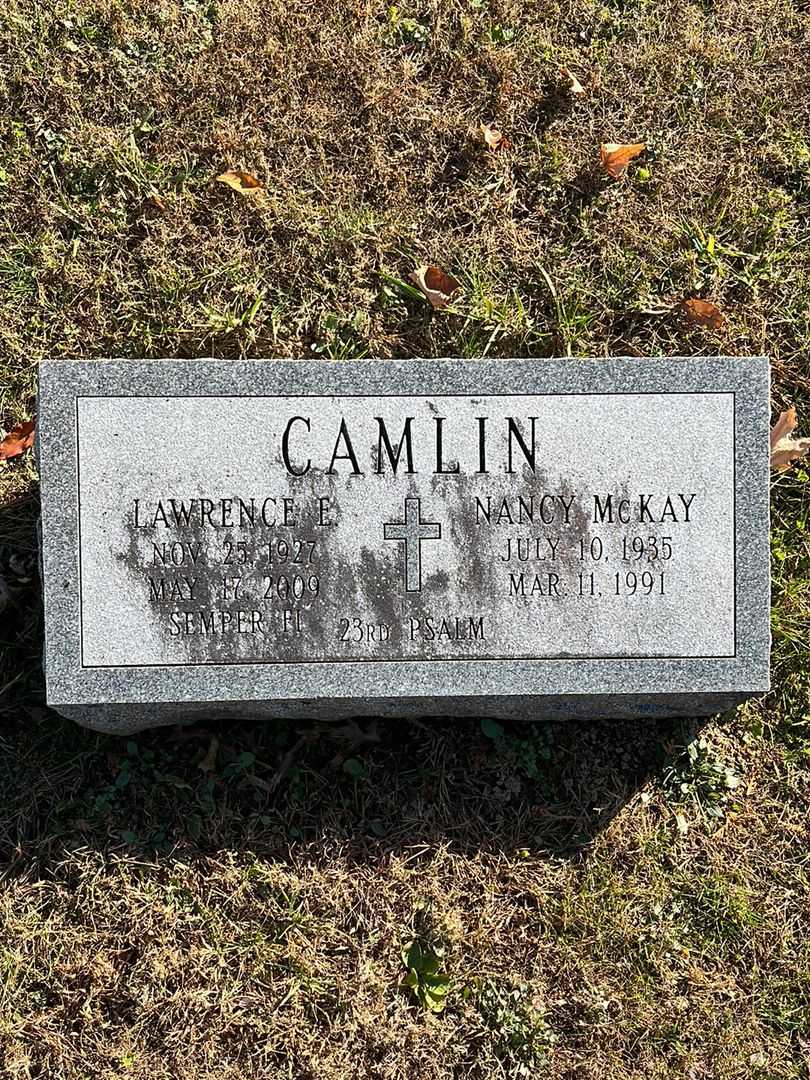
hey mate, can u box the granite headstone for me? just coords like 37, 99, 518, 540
37, 357, 770, 733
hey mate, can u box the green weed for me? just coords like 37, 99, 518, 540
480, 717, 553, 782
470, 979, 556, 1075
662, 734, 742, 822
401, 939, 450, 1013
383, 7, 430, 50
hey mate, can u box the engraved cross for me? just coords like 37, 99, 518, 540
383, 497, 441, 593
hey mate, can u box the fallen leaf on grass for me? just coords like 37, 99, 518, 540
216, 169, 263, 194
561, 66, 586, 96
326, 720, 380, 747
480, 122, 509, 151
409, 265, 462, 309
682, 298, 724, 330
770, 406, 810, 472
139, 193, 167, 219
197, 735, 219, 772
0, 419, 35, 461
600, 141, 646, 179
8, 552, 34, 583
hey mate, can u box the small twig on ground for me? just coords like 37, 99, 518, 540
267, 733, 309, 793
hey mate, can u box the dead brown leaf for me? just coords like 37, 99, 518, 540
480, 123, 509, 151
409, 265, 462, 310
197, 735, 220, 772
216, 169, 263, 194
599, 141, 646, 179
139, 193, 167, 219
770, 406, 810, 472
0, 419, 35, 461
561, 66, 586, 96
325, 720, 380, 747
682, 298, 725, 330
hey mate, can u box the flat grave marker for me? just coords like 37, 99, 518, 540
37, 357, 770, 732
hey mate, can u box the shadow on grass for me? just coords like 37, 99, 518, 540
0, 491, 42, 712
0, 706, 705, 878
0, 489, 705, 875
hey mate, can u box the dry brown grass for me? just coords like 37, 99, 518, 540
0, 0, 809, 1076
0, 713, 808, 1078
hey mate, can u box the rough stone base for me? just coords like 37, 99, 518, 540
52, 692, 755, 735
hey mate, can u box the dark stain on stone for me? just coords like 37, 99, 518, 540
111, 430, 614, 668
425, 568, 449, 592
357, 545, 400, 634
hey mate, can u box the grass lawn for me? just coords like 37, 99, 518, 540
1, 0, 809, 1076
